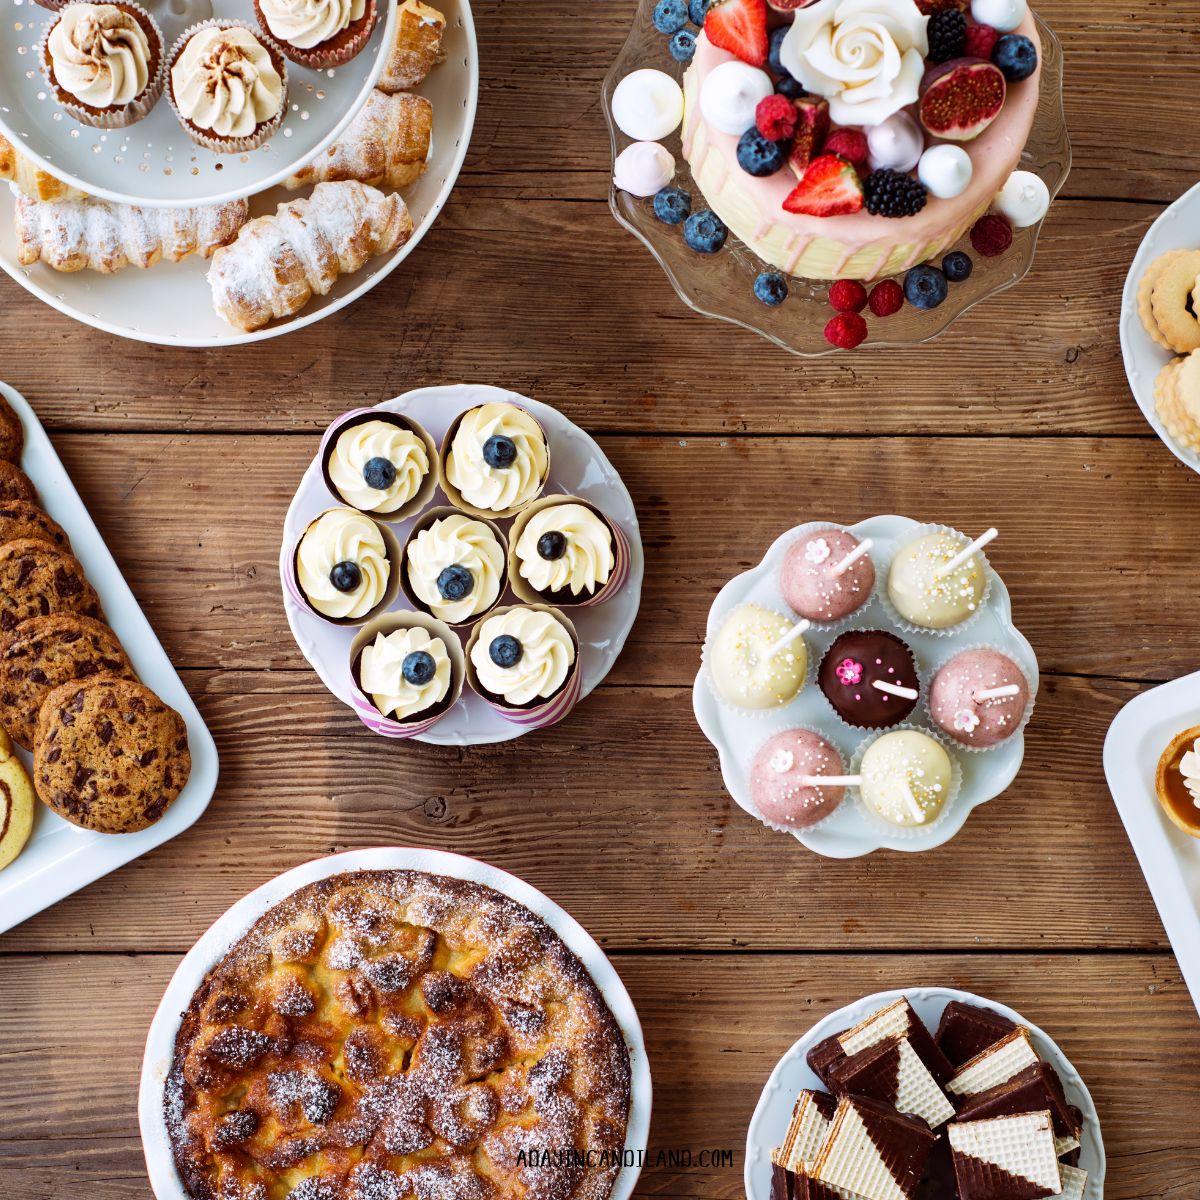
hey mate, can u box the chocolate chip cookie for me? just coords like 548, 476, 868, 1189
0, 614, 135, 749
0, 539, 100, 633
0, 395, 23, 464
0, 462, 36, 504
34, 675, 190, 833
0, 500, 69, 551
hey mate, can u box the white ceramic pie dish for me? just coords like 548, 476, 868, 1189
137, 846, 652, 1200
744, 986, 1105, 1200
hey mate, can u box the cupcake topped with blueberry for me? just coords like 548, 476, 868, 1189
295, 507, 394, 623
403, 512, 506, 626
510, 498, 619, 606
443, 402, 549, 518
469, 606, 577, 709
357, 623, 453, 722
323, 412, 436, 519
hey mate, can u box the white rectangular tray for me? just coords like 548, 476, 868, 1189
0, 381, 218, 935
1104, 671, 1200, 1017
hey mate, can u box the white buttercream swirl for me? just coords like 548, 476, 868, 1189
359, 626, 450, 720
471, 608, 575, 706
1180, 741, 1200, 807
780, 0, 929, 128
515, 503, 614, 598
406, 514, 505, 625
445, 403, 548, 514
172, 25, 283, 138
329, 420, 429, 515
297, 508, 390, 620
49, 4, 153, 110
258, 0, 365, 50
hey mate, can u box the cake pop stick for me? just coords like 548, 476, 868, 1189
974, 683, 1021, 702
766, 618, 811, 658
900, 780, 928, 824
830, 538, 873, 578
935, 527, 998, 579
799, 774, 862, 787
872, 679, 919, 700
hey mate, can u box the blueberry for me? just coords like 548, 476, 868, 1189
669, 28, 697, 61
482, 434, 517, 469
942, 251, 973, 283
362, 456, 396, 491
904, 264, 949, 310
683, 209, 728, 254
537, 531, 567, 560
653, 0, 689, 33
437, 564, 474, 601
653, 186, 691, 225
329, 560, 361, 593
489, 634, 523, 669
737, 128, 786, 177
992, 34, 1037, 81
688, 0, 710, 24
775, 75, 806, 99
402, 650, 437, 686
768, 26, 790, 75
754, 272, 788, 307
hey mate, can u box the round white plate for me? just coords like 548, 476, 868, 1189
744, 986, 1105, 1200
137, 846, 652, 1200
281, 384, 644, 746
0, 0, 477, 344
693, 515, 1039, 858
1119, 179, 1200, 474
0, 0, 397, 207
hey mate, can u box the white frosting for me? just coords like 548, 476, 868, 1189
329, 419, 429, 514
917, 144, 973, 199
860, 730, 952, 826
48, 4, 153, 110
698, 60, 774, 136
1180, 742, 1200, 807
445, 402, 548, 513
970, 0, 1027, 33
297, 508, 389, 620
515, 502, 614, 598
471, 608, 576, 707
406, 513, 505, 625
258, 0, 365, 50
866, 110, 923, 172
780, 0, 930, 128
611, 68, 684, 141
172, 25, 283, 138
614, 141, 676, 197
359, 626, 451, 720
994, 169, 1049, 227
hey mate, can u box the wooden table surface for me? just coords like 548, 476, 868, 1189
3, 0, 1200, 1196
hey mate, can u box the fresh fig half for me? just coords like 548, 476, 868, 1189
787, 96, 830, 176
919, 58, 1006, 141
767, 0, 823, 9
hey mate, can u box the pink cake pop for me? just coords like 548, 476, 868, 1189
750, 729, 848, 829
929, 648, 1030, 748
781, 529, 875, 624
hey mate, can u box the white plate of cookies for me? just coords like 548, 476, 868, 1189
0, 381, 218, 936
1121, 179, 1200, 473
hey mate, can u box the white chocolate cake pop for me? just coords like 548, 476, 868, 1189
888, 531, 989, 630
708, 604, 807, 710
860, 730, 953, 827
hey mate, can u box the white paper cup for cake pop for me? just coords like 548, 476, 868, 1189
778, 520, 884, 633
746, 722, 854, 837
348, 611, 465, 738
924, 641, 1038, 754
439, 403, 551, 520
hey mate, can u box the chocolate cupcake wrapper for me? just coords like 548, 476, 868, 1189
255, 0, 378, 69
924, 641, 1037, 754
348, 610, 464, 738
464, 604, 582, 729
779, 521, 883, 633
507, 495, 631, 608
815, 643, 930, 735
439, 403, 550, 520
877, 521, 995, 640
748, 722, 852, 837
319, 406, 441, 523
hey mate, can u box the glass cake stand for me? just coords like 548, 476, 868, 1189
602, 5, 1071, 356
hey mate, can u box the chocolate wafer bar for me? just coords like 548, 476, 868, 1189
948, 1111, 1061, 1200
946, 1029, 1040, 1100
1049, 1165, 1087, 1200
935, 1001, 1018, 1068
794, 1169, 868, 1200
809, 998, 954, 1088
780, 1089, 839, 1170
954, 1063, 1081, 1147
829, 1037, 955, 1130
773, 1152, 797, 1200
812, 1095, 936, 1200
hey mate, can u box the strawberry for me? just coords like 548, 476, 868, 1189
782, 155, 864, 217
705, 0, 769, 67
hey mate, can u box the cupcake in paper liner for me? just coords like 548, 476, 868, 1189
41, 1, 165, 129
320, 407, 440, 523
849, 725, 962, 840
168, 19, 288, 153
286, 506, 401, 627
926, 642, 1037, 753
780, 522, 880, 630
349, 610, 464, 738
816, 628, 927, 733
879, 522, 994, 639
401, 507, 508, 628
465, 605, 582, 729
748, 724, 851, 834
701, 601, 811, 716
253, 0, 378, 69
441, 400, 550, 520
508, 495, 630, 608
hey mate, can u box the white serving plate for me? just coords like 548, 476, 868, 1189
745, 986, 1105, 1200
0, 0, 397, 207
0, 381, 218, 935
693, 515, 1039, 858
138, 846, 652, 1200
0, 0, 477, 344
1104, 670, 1200, 1018
1119, 179, 1200, 474
281, 384, 644, 746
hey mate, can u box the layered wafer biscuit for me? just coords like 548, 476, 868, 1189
779, 1090, 838, 1170
811, 1096, 935, 1200
946, 1029, 1040, 1100
948, 1111, 1061, 1200
829, 1036, 955, 1129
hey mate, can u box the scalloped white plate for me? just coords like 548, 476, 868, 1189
281, 384, 644, 746
137, 846, 652, 1200
745, 987, 1104, 1200
692, 515, 1039, 858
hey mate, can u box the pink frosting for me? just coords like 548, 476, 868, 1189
751, 728, 846, 829
781, 529, 875, 623
929, 648, 1029, 747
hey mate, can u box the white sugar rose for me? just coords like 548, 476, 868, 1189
779, 0, 930, 128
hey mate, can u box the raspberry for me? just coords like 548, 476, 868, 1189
964, 22, 999, 59
970, 213, 1014, 257
829, 279, 867, 313
822, 128, 868, 167
824, 312, 868, 349
867, 279, 904, 317
756, 94, 797, 141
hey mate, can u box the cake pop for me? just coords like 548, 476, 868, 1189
708, 604, 807, 710
859, 730, 954, 827
781, 529, 875, 624
818, 630, 920, 729
929, 649, 1030, 748
887, 528, 995, 630
750, 729, 848, 829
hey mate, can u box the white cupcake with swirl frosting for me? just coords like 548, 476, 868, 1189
442, 402, 550, 519
509, 497, 621, 607
467, 606, 579, 712
321, 410, 439, 521
292, 507, 400, 625
253, 0, 377, 69
401, 508, 508, 627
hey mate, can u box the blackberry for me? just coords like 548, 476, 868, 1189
863, 170, 928, 218
927, 9, 966, 63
